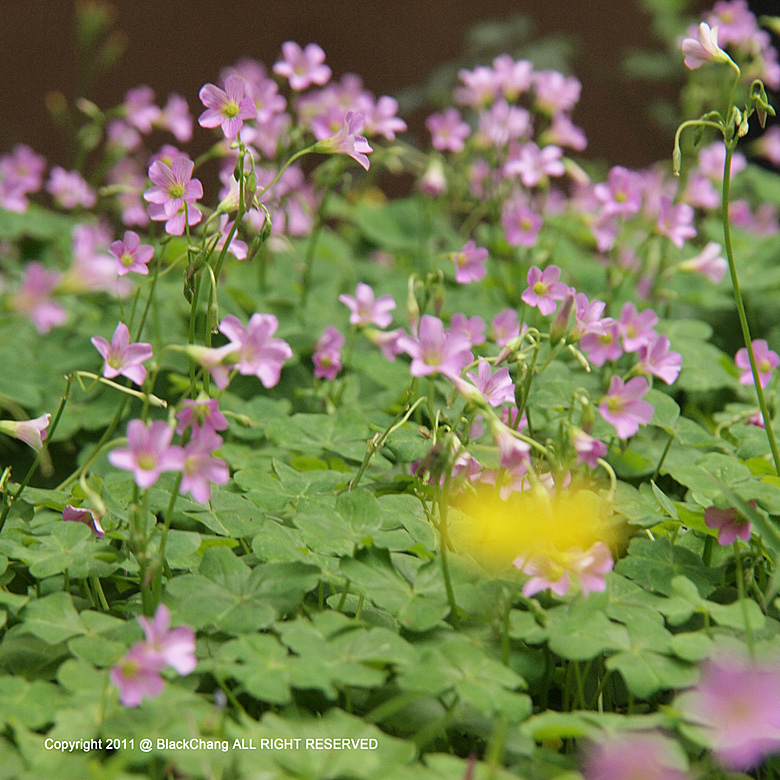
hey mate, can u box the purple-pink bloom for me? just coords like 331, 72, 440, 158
62, 505, 105, 537
198, 76, 256, 139
219, 313, 293, 388
582, 732, 689, 780
11, 262, 66, 334
657, 196, 696, 248
704, 505, 751, 545
314, 112, 373, 170
503, 141, 565, 187
365, 327, 405, 361
533, 70, 581, 113
176, 397, 228, 436
735, 339, 779, 388
502, 201, 542, 248
492, 309, 520, 347
638, 334, 683, 385
580, 322, 623, 366
426, 108, 471, 153
180, 429, 229, 505
339, 282, 396, 327
123, 85, 160, 133
573, 430, 608, 468
676, 653, 780, 771
678, 241, 727, 283
313, 325, 345, 380
138, 604, 197, 675
450, 313, 486, 346
599, 376, 654, 438
108, 419, 184, 489
46, 167, 96, 210
617, 302, 659, 353
0, 414, 50, 452
451, 240, 488, 284
91, 322, 153, 386
273, 41, 332, 91
593, 165, 643, 217
110, 642, 166, 708
466, 360, 515, 406
109, 230, 154, 276
159, 93, 193, 142
521, 265, 569, 316
397, 315, 473, 378
570, 293, 610, 341
143, 156, 203, 236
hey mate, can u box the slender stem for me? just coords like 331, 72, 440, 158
437, 485, 459, 626
721, 143, 780, 474
734, 542, 755, 658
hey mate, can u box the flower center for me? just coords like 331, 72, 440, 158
168, 182, 185, 199
224, 100, 240, 118
759, 358, 771, 375
138, 454, 157, 471
533, 281, 548, 296
121, 251, 135, 267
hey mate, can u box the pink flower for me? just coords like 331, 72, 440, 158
521, 265, 568, 316
123, 85, 160, 133
451, 241, 488, 284
426, 108, 471, 153
143, 156, 203, 236
516, 541, 613, 598
176, 397, 228, 436
617, 302, 659, 353
273, 41, 332, 91
466, 360, 515, 406
109, 230, 154, 276
91, 322, 153, 386
502, 201, 542, 248
314, 112, 373, 170
678, 242, 727, 283
580, 322, 623, 366
599, 376, 653, 438
46, 167, 96, 210
110, 642, 166, 708
504, 142, 565, 187
573, 431, 608, 468
180, 430, 229, 504
313, 325, 345, 380
62, 505, 105, 537
450, 313, 486, 346
681, 22, 731, 69
339, 283, 396, 327
593, 166, 643, 217
138, 604, 197, 675
638, 334, 682, 385
397, 315, 473, 378
0, 414, 50, 452
11, 262, 66, 333
583, 732, 689, 780
735, 339, 779, 388
108, 419, 184, 489
219, 313, 293, 388
198, 76, 256, 139
704, 505, 751, 545
657, 197, 696, 248
677, 653, 780, 770
533, 70, 581, 113
570, 294, 610, 341
492, 309, 520, 347
158, 93, 193, 142
365, 327, 405, 361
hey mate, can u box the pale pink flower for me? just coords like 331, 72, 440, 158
583, 732, 689, 780
580, 322, 623, 366
521, 265, 568, 316
273, 42, 331, 90
176, 398, 228, 436
681, 22, 731, 69
454, 66, 501, 107
365, 327, 405, 361
158, 93, 193, 142
219, 313, 293, 388
339, 282, 396, 327
492, 55, 534, 100
426, 108, 471, 152
502, 201, 542, 248
573, 431, 608, 468
180, 429, 229, 504
11, 262, 66, 333
571, 542, 614, 595
451, 240, 488, 284
504, 142, 565, 187
678, 242, 727, 283
138, 604, 197, 675
638, 334, 683, 385
677, 653, 780, 770
617, 302, 659, 353
364, 95, 407, 141
110, 642, 166, 707
0, 414, 50, 452
143, 156, 203, 236
533, 70, 581, 113
466, 360, 515, 406
109, 231, 154, 276
570, 294, 610, 341
450, 313, 486, 346
517, 553, 572, 597
599, 376, 653, 438
108, 420, 184, 489
91, 322, 153, 386
735, 339, 779, 388
698, 141, 746, 181
46, 167, 96, 209
123, 85, 160, 133
397, 315, 473, 378
198, 76, 256, 139
313, 325, 345, 380
314, 112, 373, 170
657, 197, 696, 248
492, 309, 520, 347
593, 166, 643, 217
704, 505, 751, 545
62, 505, 105, 537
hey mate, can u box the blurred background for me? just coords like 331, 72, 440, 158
4, 0, 773, 171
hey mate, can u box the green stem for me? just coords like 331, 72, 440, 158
721, 143, 780, 474
437, 487, 459, 626
734, 542, 755, 658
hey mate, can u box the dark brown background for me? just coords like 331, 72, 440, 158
1, 0, 716, 168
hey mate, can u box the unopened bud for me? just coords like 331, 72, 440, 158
406, 276, 420, 329
550, 290, 574, 345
